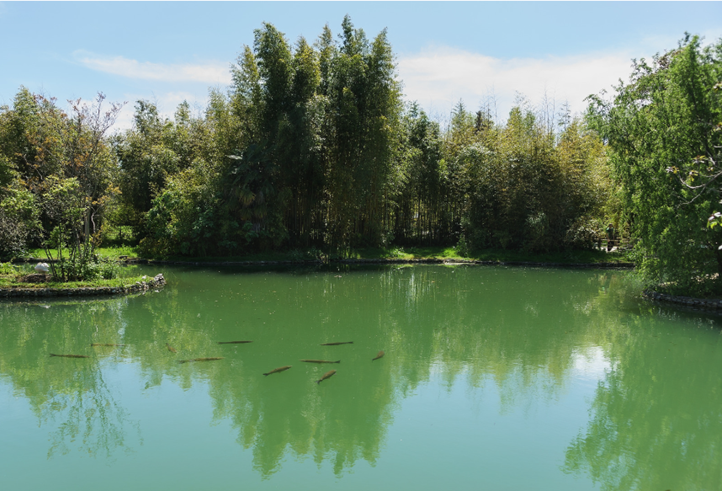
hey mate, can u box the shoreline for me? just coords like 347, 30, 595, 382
0, 274, 166, 298
116, 257, 635, 268
643, 289, 722, 313
8, 262, 720, 312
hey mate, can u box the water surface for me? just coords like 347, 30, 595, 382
1, 265, 721, 490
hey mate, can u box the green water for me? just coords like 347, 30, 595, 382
2, 265, 722, 490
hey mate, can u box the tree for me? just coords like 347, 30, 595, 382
323, 16, 402, 248
587, 35, 722, 294
394, 103, 445, 244
0, 89, 124, 273
13, 91, 124, 279
0, 184, 39, 258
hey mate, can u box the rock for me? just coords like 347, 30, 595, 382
19, 273, 51, 283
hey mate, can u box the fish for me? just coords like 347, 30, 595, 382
300, 359, 341, 364
49, 353, 90, 359
217, 340, 253, 344
263, 365, 291, 376
372, 350, 385, 361
178, 357, 224, 364
166, 343, 177, 353
316, 369, 336, 384
90, 343, 126, 347
320, 341, 353, 346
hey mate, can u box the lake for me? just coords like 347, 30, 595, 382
1, 264, 721, 490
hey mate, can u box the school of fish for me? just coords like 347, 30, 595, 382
51, 335, 384, 384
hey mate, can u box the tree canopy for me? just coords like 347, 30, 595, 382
0, 17, 647, 286
587, 35, 722, 294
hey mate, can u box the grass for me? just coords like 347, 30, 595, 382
0, 262, 151, 289
462, 247, 631, 264
22, 244, 633, 265
304, 245, 630, 264
26, 246, 139, 260
0, 274, 151, 289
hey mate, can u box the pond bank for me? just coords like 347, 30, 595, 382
0, 274, 165, 298
643, 289, 722, 312
114, 257, 636, 269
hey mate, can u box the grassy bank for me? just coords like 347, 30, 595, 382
0, 275, 152, 290
339, 246, 631, 264
25, 245, 631, 265
24, 246, 139, 261
0, 262, 150, 289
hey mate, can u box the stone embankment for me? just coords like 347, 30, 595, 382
643, 289, 722, 312
0, 274, 165, 298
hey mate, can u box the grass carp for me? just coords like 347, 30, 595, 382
300, 359, 341, 364
316, 369, 336, 384
372, 350, 385, 361
320, 341, 353, 346
263, 365, 291, 376
49, 353, 90, 359
178, 357, 224, 364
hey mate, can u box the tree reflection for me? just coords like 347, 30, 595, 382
46, 366, 140, 459
160, 265, 633, 477
0, 265, 671, 479
0, 297, 142, 458
563, 308, 722, 491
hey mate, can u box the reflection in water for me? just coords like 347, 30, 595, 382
1, 265, 720, 486
563, 309, 722, 491
46, 366, 140, 459
0, 298, 141, 458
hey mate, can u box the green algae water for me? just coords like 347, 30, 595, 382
2, 264, 722, 490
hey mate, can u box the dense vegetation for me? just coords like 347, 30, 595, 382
588, 34, 722, 295
1, 18, 719, 295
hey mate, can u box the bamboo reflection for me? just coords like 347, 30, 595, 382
0, 265, 659, 478
194, 265, 627, 476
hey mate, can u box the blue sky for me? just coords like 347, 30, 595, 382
2, 1, 721, 129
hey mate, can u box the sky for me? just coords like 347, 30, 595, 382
1, 1, 721, 130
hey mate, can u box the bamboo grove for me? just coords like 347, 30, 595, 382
0, 17, 627, 261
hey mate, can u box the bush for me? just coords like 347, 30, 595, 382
52, 256, 121, 281
565, 218, 602, 250
0, 262, 18, 275
455, 235, 470, 257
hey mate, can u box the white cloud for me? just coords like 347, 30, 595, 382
398, 46, 636, 122
74, 50, 232, 85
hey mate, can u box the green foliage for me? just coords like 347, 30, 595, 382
323, 17, 403, 247
52, 255, 121, 281
113, 99, 215, 235
0, 18, 618, 264
588, 35, 722, 294
394, 103, 448, 244
455, 235, 470, 257
0, 178, 40, 258
139, 160, 220, 257
0, 262, 18, 275
459, 104, 608, 253
8, 91, 125, 281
